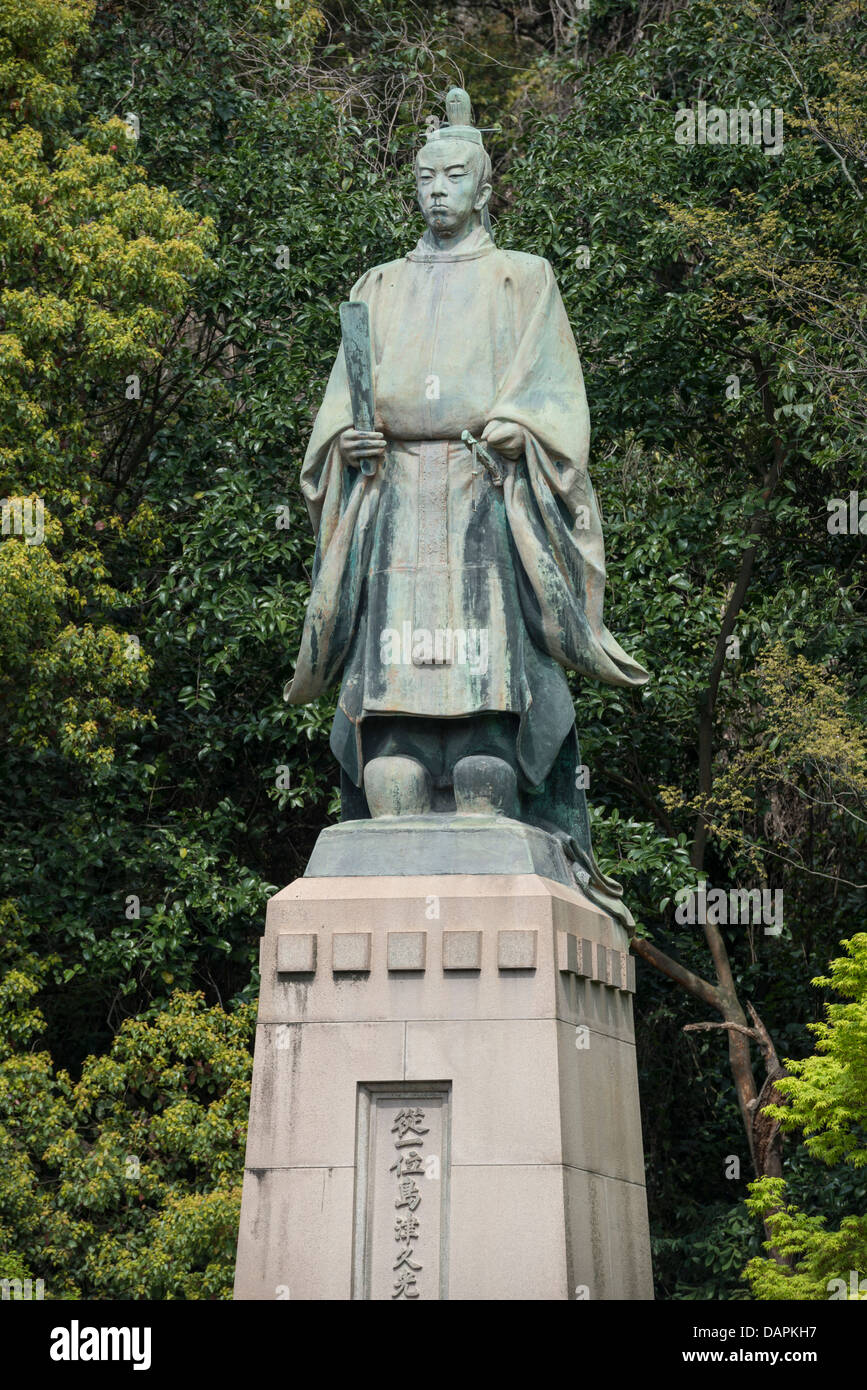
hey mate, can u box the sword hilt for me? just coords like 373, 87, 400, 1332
461, 429, 505, 487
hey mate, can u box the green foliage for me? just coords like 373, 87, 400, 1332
743, 935, 867, 1298
0, 0, 93, 138
744, 1176, 867, 1299
498, 0, 866, 1297
0, 0, 266, 1047
771, 934, 867, 1168
0, 0, 215, 796
0, 900, 254, 1298
1, 0, 865, 1300
653, 1201, 764, 1300
588, 805, 701, 935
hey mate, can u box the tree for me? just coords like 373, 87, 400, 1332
2, 0, 864, 1300
0, 901, 254, 1300
498, 0, 866, 1279
744, 933, 867, 1299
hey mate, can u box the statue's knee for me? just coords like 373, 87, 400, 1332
363, 755, 432, 817
453, 755, 517, 817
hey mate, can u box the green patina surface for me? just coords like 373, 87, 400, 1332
286, 87, 649, 922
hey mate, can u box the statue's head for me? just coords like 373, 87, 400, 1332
415, 87, 492, 240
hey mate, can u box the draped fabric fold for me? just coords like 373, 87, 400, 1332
286, 227, 648, 717
285, 227, 649, 927
503, 436, 650, 689
287, 436, 382, 702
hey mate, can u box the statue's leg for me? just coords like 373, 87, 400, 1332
360, 715, 444, 817
453, 756, 517, 816
357, 714, 527, 818
448, 713, 520, 817
363, 756, 432, 817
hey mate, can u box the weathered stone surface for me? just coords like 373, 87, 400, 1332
352, 1084, 450, 1300
387, 931, 427, 971
243, 1021, 405, 1170
563, 1167, 655, 1300
233, 1166, 355, 1301
497, 928, 538, 969
332, 931, 372, 973
557, 931, 634, 994
259, 874, 627, 1028
447, 1166, 571, 1300
364, 755, 432, 818
304, 813, 575, 886
276, 932, 317, 974
234, 868, 653, 1300
256, 874, 636, 1043
442, 929, 482, 970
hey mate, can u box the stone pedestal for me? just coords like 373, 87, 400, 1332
234, 855, 654, 1300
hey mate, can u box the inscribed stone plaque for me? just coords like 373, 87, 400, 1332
352, 1083, 451, 1300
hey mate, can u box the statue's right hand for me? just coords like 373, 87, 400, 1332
339, 427, 387, 469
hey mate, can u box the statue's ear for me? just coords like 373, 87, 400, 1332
474, 181, 492, 213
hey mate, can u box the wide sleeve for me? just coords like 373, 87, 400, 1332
492, 258, 650, 689
285, 270, 384, 703
297, 268, 375, 539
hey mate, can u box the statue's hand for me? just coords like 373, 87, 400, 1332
339, 427, 387, 469
482, 419, 524, 461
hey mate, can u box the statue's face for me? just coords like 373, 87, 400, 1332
416, 140, 489, 237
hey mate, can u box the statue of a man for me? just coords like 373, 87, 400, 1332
286, 87, 649, 921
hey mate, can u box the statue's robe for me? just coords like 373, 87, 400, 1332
286, 226, 648, 912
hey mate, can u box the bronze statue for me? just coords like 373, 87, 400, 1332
286, 87, 649, 922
